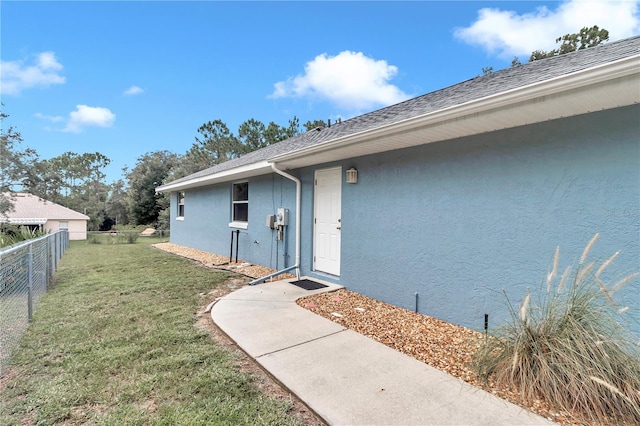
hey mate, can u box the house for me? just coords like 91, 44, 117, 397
157, 36, 640, 334
0, 193, 90, 240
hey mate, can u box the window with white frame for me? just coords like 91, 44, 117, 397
232, 182, 248, 223
177, 192, 185, 218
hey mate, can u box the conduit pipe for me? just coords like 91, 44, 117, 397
249, 163, 301, 284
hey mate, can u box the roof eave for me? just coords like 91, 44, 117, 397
156, 54, 639, 192
156, 160, 272, 193
270, 55, 640, 169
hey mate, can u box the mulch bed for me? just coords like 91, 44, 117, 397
153, 243, 294, 280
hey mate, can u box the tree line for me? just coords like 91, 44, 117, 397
1, 108, 326, 231
482, 25, 608, 75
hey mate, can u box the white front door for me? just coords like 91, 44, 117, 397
314, 167, 341, 276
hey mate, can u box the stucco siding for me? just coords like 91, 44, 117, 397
315, 105, 638, 333
167, 105, 638, 335
169, 174, 297, 270
44, 219, 87, 240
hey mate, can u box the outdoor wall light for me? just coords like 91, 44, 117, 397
346, 168, 358, 184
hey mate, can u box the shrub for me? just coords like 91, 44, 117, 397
109, 231, 139, 244
473, 233, 640, 424
124, 232, 138, 244
0, 225, 47, 248
112, 224, 147, 231
87, 234, 102, 244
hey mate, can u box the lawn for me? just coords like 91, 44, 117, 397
0, 238, 306, 425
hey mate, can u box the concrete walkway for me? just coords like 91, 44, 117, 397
211, 278, 554, 426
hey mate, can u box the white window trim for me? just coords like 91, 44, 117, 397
228, 221, 248, 229
177, 191, 185, 219
231, 181, 249, 224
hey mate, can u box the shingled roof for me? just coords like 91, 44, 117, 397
0, 193, 89, 225
158, 35, 640, 192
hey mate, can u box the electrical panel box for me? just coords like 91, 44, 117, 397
266, 214, 275, 229
275, 208, 289, 226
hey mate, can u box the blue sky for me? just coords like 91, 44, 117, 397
2, 1, 639, 184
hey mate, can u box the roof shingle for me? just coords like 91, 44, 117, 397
1, 193, 90, 221
165, 36, 640, 187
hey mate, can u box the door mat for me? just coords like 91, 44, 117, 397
290, 279, 328, 291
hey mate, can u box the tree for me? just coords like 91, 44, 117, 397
238, 118, 268, 153
263, 116, 300, 145
194, 119, 242, 163
78, 152, 111, 204
170, 115, 326, 181
303, 119, 327, 131
170, 120, 242, 179
127, 151, 178, 226
24, 151, 112, 230
1, 107, 112, 228
105, 177, 129, 227
22, 158, 65, 204
529, 25, 609, 61
481, 66, 494, 76
0, 107, 38, 215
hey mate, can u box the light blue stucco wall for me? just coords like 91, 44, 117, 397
302, 105, 639, 333
169, 174, 296, 270
168, 105, 639, 334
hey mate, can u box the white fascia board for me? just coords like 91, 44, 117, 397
270, 55, 640, 165
156, 160, 272, 193
0, 218, 48, 225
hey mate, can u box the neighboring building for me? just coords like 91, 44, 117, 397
157, 36, 640, 334
0, 193, 90, 240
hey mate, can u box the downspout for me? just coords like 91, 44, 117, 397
249, 163, 301, 284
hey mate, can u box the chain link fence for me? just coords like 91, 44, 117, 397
0, 231, 69, 377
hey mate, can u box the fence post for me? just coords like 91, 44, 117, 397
54, 233, 58, 272
47, 235, 52, 288
28, 243, 33, 322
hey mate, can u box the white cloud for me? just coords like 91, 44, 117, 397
124, 85, 144, 95
0, 51, 66, 95
34, 112, 64, 123
270, 51, 410, 111
454, 0, 640, 58
63, 105, 116, 133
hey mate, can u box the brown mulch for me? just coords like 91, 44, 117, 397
153, 243, 294, 280
155, 242, 584, 426
296, 289, 583, 425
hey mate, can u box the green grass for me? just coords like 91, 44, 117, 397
0, 238, 304, 425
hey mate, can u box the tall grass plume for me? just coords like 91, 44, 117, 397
473, 234, 640, 424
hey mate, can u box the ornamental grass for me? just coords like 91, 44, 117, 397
0, 224, 48, 248
473, 233, 640, 425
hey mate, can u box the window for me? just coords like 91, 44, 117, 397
232, 182, 248, 222
177, 192, 185, 218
